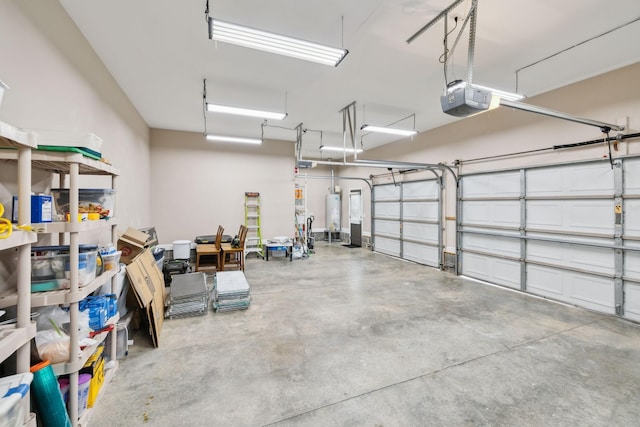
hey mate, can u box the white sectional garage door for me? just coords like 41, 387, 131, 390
373, 179, 441, 268
459, 157, 640, 319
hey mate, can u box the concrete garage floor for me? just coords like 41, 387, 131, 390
90, 242, 640, 426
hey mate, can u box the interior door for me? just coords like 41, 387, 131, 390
349, 189, 362, 247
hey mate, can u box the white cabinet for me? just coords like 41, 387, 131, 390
0, 145, 120, 427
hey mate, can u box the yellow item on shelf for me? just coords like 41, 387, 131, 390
0, 202, 12, 239
0, 202, 40, 238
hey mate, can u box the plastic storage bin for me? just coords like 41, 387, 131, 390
0, 372, 34, 427
50, 188, 116, 221
77, 373, 91, 417
57, 377, 69, 405
104, 322, 129, 361
101, 251, 121, 272
31, 246, 98, 292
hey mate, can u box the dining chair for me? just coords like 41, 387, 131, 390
221, 225, 248, 271
195, 225, 224, 272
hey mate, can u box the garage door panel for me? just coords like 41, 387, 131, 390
462, 233, 520, 258
374, 219, 400, 238
404, 222, 438, 245
624, 283, 640, 322
403, 242, 438, 266
375, 236, 400, 257
462, 172, 520, 197
527, 265, 563, 296
461, 252, 520, 289
527, 200, 614, 234
403, 201, 438, 222
526, 202, 562, 227
569, 275, 615, 312
374, 184, 400, 201
625, 200, 640, 237
624, 251, 640, 280
527, 241, 614, 276
624, 158, 640, 194
528, 265, 615, 313
462, 201, 520, 227
375, 202, 400, 219
527, 163, 614, 195
403, 180, 438, 199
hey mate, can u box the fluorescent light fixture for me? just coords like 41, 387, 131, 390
206, 134, 262, 144
208, 18, 348, 67
446, 81, 525, 102
320, 146, 363, 154
360, 125, 418, 137
206, 103, 287, 120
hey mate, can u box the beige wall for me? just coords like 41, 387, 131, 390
0, 1, 151, 289
339, 62, 640, 252
149, 129, 295, 244
0, 1, 151, 229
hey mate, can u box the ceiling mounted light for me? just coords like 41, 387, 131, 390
360, 125, 418, 137
206, 134, 262, 144
320, 146, 363, 154
206, 103, 287, 120
445, 81, 524, 102
208, 18, 348, 67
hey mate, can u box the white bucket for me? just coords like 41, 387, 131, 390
172, 240, 191, 260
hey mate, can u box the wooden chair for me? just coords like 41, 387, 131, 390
195, 225, 224, 272
221, 225, 248, 271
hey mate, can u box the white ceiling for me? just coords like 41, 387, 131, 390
59, 0, 640, 158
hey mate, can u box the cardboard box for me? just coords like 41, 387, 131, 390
125, 249, 165, 347
80, 345, 105, 408
117, 227, 151, 264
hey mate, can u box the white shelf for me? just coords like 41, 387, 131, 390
0, 230, 37, 251
1, 124, 120, 427
0, 150, 119, 175
52, 314, 119, 376
0, 121, 37, 149
0, 322, 36, 363
0, 269, 116, 309
33, 218, 118, 234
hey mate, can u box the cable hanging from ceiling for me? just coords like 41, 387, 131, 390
514, 15, 640, 93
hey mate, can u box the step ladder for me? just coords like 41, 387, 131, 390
244, 192, 263, 258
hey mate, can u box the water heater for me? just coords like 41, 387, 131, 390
326, 193, 341, 233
